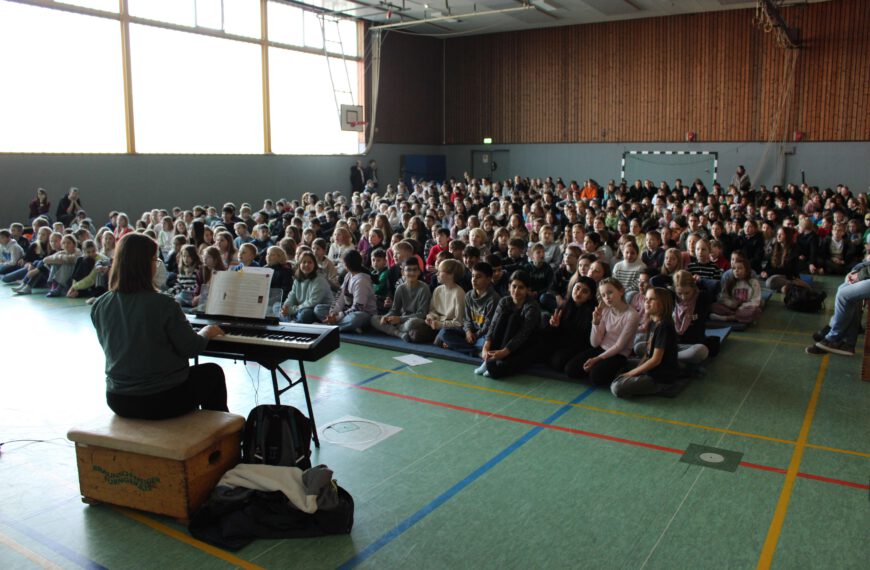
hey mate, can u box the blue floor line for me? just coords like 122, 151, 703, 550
357, 364, 408, 386
337, 385, 599, 569
312, 364, 407, 406
0, 514, 108, 570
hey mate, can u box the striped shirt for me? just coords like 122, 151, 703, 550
687, 261, 722, 281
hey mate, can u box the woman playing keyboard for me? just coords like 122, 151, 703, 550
91, 233, 228, 419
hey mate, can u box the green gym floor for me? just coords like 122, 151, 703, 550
1, 277, 868, 570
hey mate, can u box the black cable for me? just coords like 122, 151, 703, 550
0, 438, 74, 452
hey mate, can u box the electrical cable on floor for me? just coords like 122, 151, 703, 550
245, 362, 261, 405
0, 438, 74, 453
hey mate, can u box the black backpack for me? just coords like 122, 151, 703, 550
242, 405, 312, 470
783, 285, 826, 313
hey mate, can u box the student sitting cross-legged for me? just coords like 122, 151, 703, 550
538, 276, 597, 374
565, 277, 639, 385
315, 250, 377, 332
711, 254, 762, 324
611, 287, 680, 398
370, 258, 432, 341
281, 250, 333, 323
437, 261, 500, 356
475, 270, 541, 379
413, 258, 466, 344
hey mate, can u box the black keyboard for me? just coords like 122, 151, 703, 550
187, 314, 340, 368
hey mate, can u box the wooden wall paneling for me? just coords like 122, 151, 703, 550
383, 0, 870, 144
748, 13, 761, 141
644, 18, 652, 140
861, 1, 870, 139
806, 6, 823, 141
817, 5, 832, 141
701, 14, 708, 140
832, 3, 844, 140
831, 3, 843, 140
657, 18, 679, 139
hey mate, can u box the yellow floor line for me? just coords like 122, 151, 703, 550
117, 508, 266, 570
756, 355, 829, 569
0, 530, 63, 569
570, 403, 796, 446
342, 360, 870, 459
804, 442, 870, 459
755, 328, 816, 337
728, 335, 865, 354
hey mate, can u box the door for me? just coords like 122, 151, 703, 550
471, 150, 510, 182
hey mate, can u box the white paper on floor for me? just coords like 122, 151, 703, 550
319, 416, 402, 451
393, 354, 432, 366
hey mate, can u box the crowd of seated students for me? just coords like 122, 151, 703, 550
4, 173, 869, 394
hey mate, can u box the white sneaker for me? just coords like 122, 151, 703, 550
14, 285, 32, 295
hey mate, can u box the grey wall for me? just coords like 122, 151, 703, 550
3, 141, 867, 227
443, 142, 870, 195
0, 144, 441, 226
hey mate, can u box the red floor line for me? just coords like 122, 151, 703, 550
308, 373, 870, 491
795, 472, 870, 490
740, 461, 787, 474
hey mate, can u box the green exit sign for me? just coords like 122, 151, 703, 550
483, 138, 492, 144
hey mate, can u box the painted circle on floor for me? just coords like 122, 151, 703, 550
699, 452, 726, 463
321, 420, 384, 445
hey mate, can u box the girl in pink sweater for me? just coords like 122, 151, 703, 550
565, 277, 639, 384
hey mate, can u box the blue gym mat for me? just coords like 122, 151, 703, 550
341, 326, 731, 383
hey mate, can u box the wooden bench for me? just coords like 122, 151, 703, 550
67, 410, 245, 520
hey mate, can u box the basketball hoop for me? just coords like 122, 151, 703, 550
340, 104, 366, 132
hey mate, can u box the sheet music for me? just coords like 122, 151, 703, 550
204, 267, 274, 319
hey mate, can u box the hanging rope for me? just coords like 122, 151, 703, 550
752, 48, 799, 188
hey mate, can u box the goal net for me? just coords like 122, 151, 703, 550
621, 151, 718, 188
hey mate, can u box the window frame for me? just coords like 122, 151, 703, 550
1, 0, 364, 155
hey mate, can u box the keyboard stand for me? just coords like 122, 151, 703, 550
270, 361, 320, 447
194, 352, 320, 448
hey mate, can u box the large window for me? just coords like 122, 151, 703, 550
57, 0, 118, 13
130, 25, 264, 154
0, 1, 126, 153
270, 48, 360, 155
268, 1, 357, 57
0, 0, 362, 155
128, 0, 260, 39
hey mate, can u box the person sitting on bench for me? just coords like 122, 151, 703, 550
91, 233, 228, 420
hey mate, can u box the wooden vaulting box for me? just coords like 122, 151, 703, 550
67, 411, 246, 520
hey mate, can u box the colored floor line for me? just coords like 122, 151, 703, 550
0, 514, 107, 570
311, 364, 407, 406
756, 356, 829, 570
0, 530, 64, 569
337, 386, 598, 569
357, 364, 408, 386
729, 334, 865, 353
339, 360, 870, 459
755, 328, 817, 337
117, 508, 267, 570
308, 373, 870, 492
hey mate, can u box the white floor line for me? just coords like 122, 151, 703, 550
355, 378, 550, 499
638, 313, 795, 569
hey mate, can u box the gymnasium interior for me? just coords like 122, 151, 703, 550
1, 0, 868, 568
